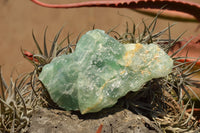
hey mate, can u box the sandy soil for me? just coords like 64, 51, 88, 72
0, 0, 200, 81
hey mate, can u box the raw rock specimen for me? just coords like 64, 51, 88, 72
39, 29, 173, 114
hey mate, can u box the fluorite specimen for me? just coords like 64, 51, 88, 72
39, 29, 173, 114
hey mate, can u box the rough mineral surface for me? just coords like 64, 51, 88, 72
39, 29, 173, 114
28, 107, 161, 133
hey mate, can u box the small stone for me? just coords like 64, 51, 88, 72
39, 29, 173, 114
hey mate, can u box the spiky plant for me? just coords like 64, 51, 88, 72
1, 15, 199, 132
0, 66, 41, 132
21, 26, 78, 74
21, 26, 82, 109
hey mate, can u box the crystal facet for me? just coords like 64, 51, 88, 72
39, 29, 173, 114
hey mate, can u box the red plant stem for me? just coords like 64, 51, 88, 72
187, 108, 200, 113
134, 8, 198, 22
31, 0, 200, 22
23, 50, 39, 62
96, 124, 103, 133
186, 108, 200, 122
176, 59, 200, 67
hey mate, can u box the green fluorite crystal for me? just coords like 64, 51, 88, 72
39, 29, 173, 114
